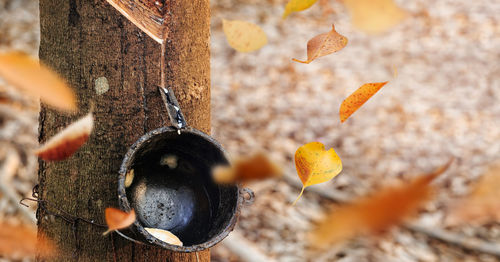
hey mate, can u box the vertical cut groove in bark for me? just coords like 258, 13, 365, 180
37, 0, 211, 261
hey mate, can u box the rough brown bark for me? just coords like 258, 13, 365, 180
37, 0, 210, 261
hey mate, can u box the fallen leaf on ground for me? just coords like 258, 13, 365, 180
282, 0, 318, 19
293, 25, 347, 64
103, 208, 136, 235
339, 82, 388, 123
343, 0, 407, 34
145, 228, 183, 246
35, 113, 94, 161
446, 162, 500, 225
0, 52, 76, 112
212, 153, 282, 184
0, 222, 56, 258
294, 142, 342, 204
222, 19, 267, 52
311, 159, 453, 247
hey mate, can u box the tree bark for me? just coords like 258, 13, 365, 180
37, 0, 210, 261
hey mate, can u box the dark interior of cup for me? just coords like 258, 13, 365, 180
120, 128, 238, 248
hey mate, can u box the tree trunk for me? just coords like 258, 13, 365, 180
37, 0, 210, 261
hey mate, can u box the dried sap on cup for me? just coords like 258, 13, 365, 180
160, 154, 178, 169
125, 169, 135, 188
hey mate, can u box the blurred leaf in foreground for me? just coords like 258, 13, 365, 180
212, 153, 282, 184
293, 25, 348, 64
35, 113, 94, 161
103, 208, 136, 235
339, 82, 388, 123
145, 228, 183, 246
294, 142, 342, 204
282, 0, 318, 19
446, 162, 500, 225
343, 0, 407, 34
222, 19, 268, 52
0, 52, 77, 112
310, 159, 453, 247
0, 222, 56, 259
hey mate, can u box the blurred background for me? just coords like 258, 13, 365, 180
1, 0, 499, 261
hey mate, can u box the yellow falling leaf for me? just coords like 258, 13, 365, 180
222, 19, 268, 52
343, 0, 407, 34
293, 24, 348, 64
0, 52, 77, 112
145, 228, 183, 246
339, 82, 388, 123
294, 142, 342, 204
282, 0, 319, 19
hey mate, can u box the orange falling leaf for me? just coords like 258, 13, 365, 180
310, 159, 452, 247
446, 163, 500, 225
294, 142, 342, 204
0, 52, 77, 112
293, 25, 348, 64
343, 0, 407, 34
145, 228, 183, 246
339, 82, 388, 123
103, 208, 136, 235
212, 153, 282, 184
0, 223, 56, 258
35, 113, 94, 161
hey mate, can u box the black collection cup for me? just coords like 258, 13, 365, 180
117, 86, 253, 252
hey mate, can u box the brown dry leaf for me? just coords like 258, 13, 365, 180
343, 0, 407, 34
0, 52, 77, 112
292, 25, 348, 64
212, 153, 282, 184
339, 82, 388, 123
103, 208, 136, 235
145, 228, 183, 246
311, 159, 452, 247
446, 163, 500, 225
0, 222, 56, 258
294, 142, 342, 204
35, 113, 94, 161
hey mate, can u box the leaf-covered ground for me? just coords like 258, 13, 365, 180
210, 0, 499, 261
1, 0, 499, 261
